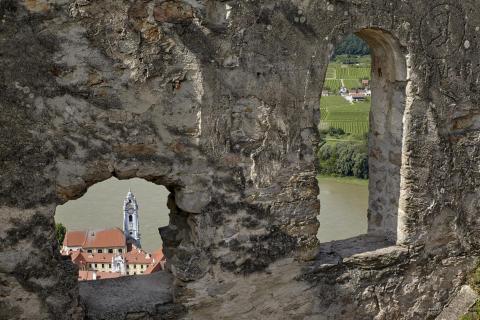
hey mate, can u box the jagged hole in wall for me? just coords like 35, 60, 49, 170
317, 29, 407, 245
55, 177, 170, 280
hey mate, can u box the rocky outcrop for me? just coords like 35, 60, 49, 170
1, 0, 479, 319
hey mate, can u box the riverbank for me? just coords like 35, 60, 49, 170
317, 174, 369, 186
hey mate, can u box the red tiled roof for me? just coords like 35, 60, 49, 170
71, 250, 158, 265
152, 248, 165, 262
76, 252, 116, 264
144, 260, 163, 274
125, 248, 155, 264
69, 252, 117, 264
144, 248, 166, 273
350, 93, 366, 98
63, 228, 126, 249
83, 228, 125, 248
63, 231, 87, 247
78, 270, 122, 281
71, 251, 87, 265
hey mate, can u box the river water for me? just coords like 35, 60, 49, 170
55, 177, 368, 253
316, 178, 368, 242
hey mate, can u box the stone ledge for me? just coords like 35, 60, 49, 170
342, 244, 409, 269
310, 234, 407, 272
79, 271, 175, 320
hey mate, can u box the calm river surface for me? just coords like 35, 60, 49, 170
316, 177, 368, 242
55, 177, 368, 253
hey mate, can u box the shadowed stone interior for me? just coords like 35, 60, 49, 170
1, 1, 480, 319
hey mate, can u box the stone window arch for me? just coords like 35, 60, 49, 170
54, 167, 207, 318
319, 28, 410, 245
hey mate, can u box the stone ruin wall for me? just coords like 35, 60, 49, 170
1, 0, 480, 319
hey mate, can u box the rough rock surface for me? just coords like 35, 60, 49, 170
435, 285, 479, 320
0, 0, 479, 319
78, 271, 179, 320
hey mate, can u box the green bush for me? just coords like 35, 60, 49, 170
55, 223, 66, 245
318, 144, 334, 161
328, 127, 345, 137
335, 143, 356, 176
352, 153, 369, 179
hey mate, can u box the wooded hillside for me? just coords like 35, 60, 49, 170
334, 34, 370, 56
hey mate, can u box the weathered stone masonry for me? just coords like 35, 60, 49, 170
1, 0, 479, 319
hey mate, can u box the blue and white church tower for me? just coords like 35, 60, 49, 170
123, 189, 141, 248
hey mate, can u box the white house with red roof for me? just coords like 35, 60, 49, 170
62, 228, 127, 254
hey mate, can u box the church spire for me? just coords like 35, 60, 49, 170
123, 189, 141, 248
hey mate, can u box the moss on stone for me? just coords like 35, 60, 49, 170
459, 300, 480, 320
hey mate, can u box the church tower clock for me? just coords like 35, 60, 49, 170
123, 189, 141, 248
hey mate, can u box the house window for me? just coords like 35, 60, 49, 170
94, 263, 97, 268
108, 249, 113, 253
129, 215, 132, 222
87, 249, 92, 253
98, 249, 103, 253
118, 249, 122, 253
101, 264, 104, 268
109, 264, 111, 268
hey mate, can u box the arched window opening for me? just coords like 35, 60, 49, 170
55, 177, 169, 280
317, 29, 407, 245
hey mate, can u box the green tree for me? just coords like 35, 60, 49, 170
335, 143, 356, 176
318, 140, 369, 179
352, 152, 369, 179
334, 34, 370, 57
318, 143, 334, 161
323, 154, 337, 175
55, 223, 66, 245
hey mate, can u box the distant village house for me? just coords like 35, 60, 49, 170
345, 92, 366, 103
